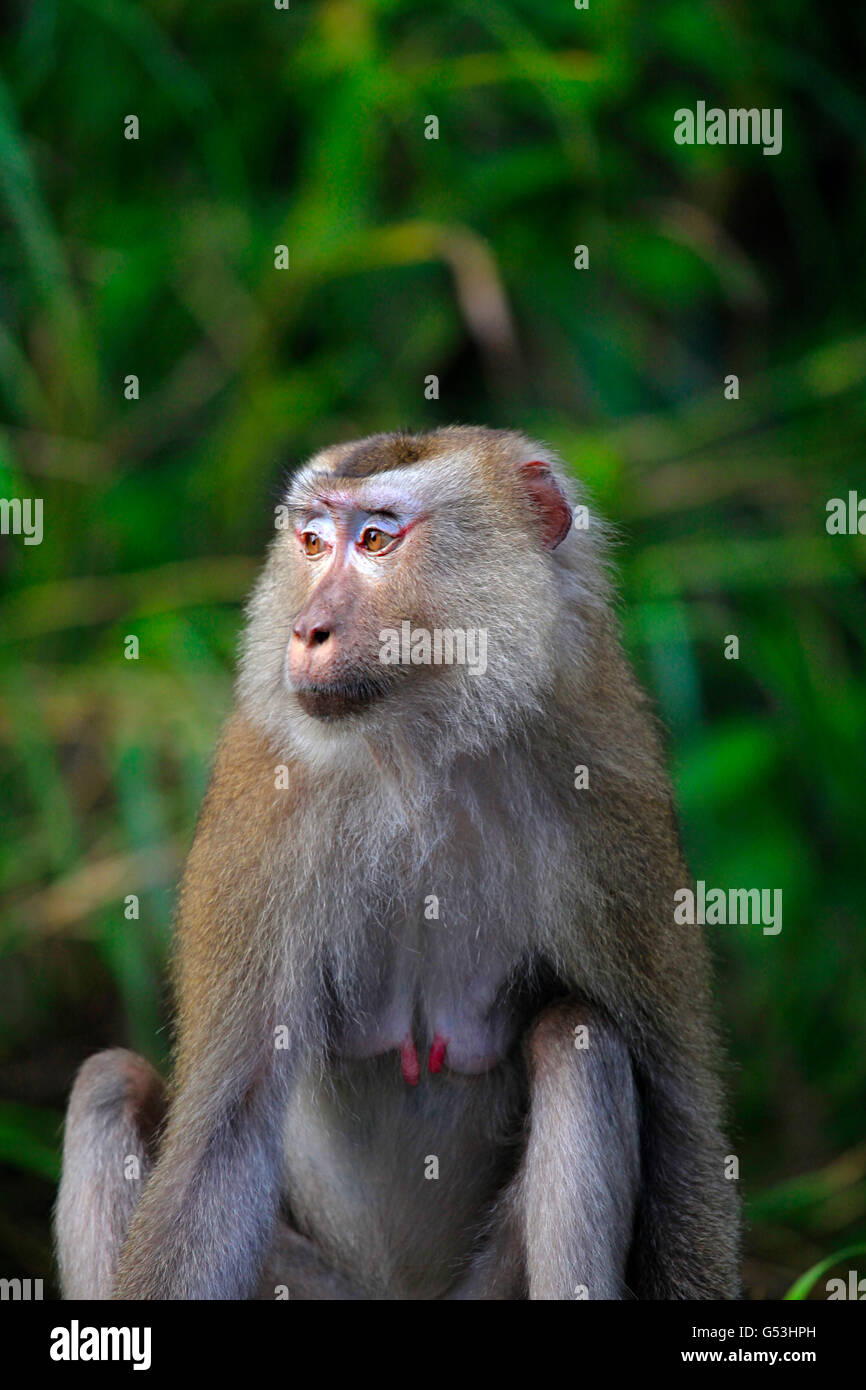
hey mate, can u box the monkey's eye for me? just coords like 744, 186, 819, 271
360, 527, 396, 554
300, 531, 325, 557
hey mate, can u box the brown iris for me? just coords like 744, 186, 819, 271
301, 531, 324, 557
361, 528, 392, 553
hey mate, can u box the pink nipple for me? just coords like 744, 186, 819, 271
428, 1034, 448, 1074
401, 1035, 420, 1086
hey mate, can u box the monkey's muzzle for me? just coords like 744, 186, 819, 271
293, 678, 389, 720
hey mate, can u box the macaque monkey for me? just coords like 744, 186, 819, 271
56, 427, 740, 1300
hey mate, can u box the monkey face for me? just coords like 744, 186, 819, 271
238, 428, 603, 764
284, 497, 426, 720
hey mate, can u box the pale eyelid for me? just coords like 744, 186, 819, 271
296, 511, 330, 531
359, 511, 399, 534
359, 513, 425, 546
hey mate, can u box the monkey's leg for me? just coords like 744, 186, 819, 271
55, 1049, 166, 1299
519, 1000, 640, 1300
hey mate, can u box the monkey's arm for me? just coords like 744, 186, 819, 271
116, 717, 311, 1300
537, 648, 742, 1299
115, 1052, 286, 1299
573, 788, 739, 1297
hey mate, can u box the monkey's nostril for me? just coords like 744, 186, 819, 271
311, 628, 330, 646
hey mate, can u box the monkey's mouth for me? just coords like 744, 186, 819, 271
293, 678, 391, 720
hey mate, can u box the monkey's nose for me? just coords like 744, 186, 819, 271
293, 618, 332, 648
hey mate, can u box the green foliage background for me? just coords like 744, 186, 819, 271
0, 0, 864, 1298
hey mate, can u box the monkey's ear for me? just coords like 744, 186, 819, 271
519, 461, 573, 550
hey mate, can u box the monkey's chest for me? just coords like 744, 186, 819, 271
333, 934, 520, 1083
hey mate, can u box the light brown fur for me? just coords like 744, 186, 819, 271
56, 427, 740, 1300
